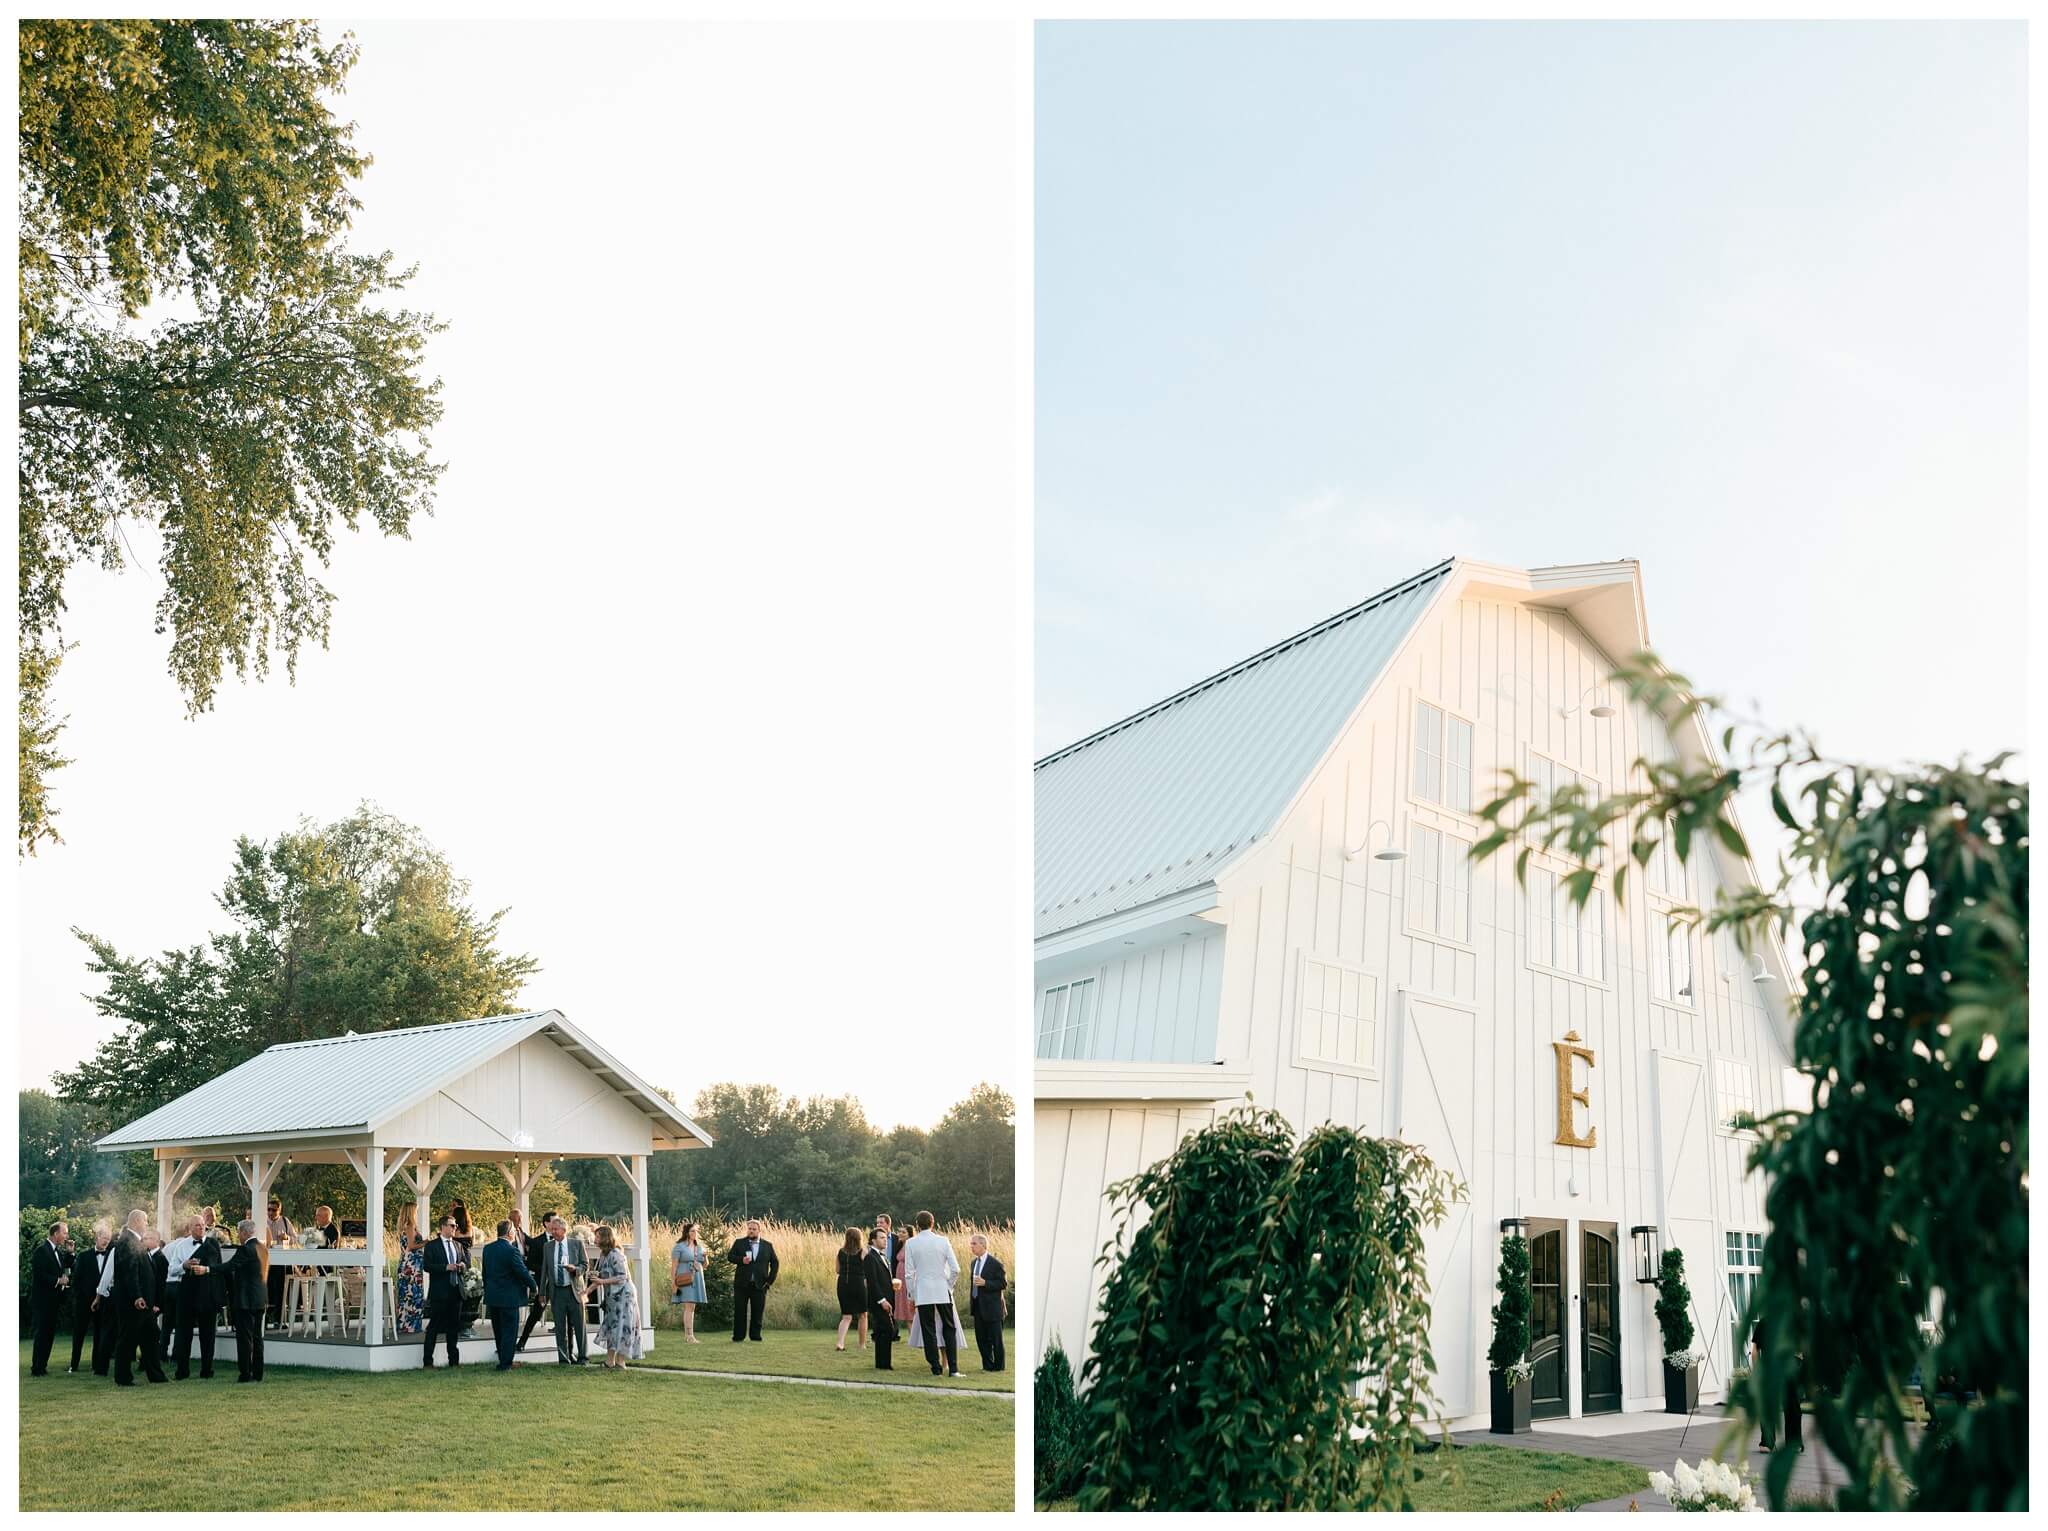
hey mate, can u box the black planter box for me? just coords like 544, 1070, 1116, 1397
1490, 1370, 1532, 1434
1664, 1360, 1700, 1414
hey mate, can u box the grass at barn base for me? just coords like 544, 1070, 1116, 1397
17, 1342, 1009, 1510
631, 1326, 1013, 1392
1039, 1443, 1647, 1512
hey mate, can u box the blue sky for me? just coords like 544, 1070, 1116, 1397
1036, 22, 2026, 780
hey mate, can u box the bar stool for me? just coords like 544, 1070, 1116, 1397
381, 1276, 399, 1340
308, 1272, 347, 1338
280, 1272, 314, 1335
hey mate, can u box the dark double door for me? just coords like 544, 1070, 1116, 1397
1527, 1224, 1621, 1420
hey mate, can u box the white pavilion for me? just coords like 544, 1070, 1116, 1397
94, 1009, 712, 1369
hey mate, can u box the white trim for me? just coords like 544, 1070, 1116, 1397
1407, 690, 1483, 822
1034, 1057, 1250, 1104
1033, 883, 1222, 962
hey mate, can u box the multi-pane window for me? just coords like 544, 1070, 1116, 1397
1035, 978, 1098, 1059
1529, 866, 1605, 980
1295, 955, 1379, 1076
1726, 1231, 1765, 1370
1413, 701, 1474, 812
1716, 1058, 1759, 1132
1528, 752, 1591, 807
1649, 918, 1695, 1006
1647, 816, 1691, 901
1406, 823, 1472, 944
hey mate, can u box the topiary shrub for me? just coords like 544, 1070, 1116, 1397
1034, 1337, 1089, 1503
1076, 1104, 1461, 1511
1488, 1233, 1531, 1375
1655, 1248, 1694, 1364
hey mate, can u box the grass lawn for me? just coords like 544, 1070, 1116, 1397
632, 1327, 1014, 1393
1039, 1443, 1647, 1513
18, 1342, 1011, 1510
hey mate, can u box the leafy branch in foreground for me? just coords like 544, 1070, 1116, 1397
17, 20, 444, 853
1470, 649, 2027, 1512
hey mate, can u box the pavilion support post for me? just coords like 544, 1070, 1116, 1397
366, 1147, 385, 1346
412, 1158, 448, 1237
156, 1157, 174, 1234
632, 1153, 651, 1353
497, 1157, 540, 1228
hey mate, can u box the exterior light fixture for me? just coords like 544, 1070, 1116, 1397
1345, 818, 1405, 862
1561, 685, 1617, 720
1631, 1225, 1662, 1283
1499, 1216, 1530, 1238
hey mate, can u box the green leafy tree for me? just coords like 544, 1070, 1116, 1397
1472, 652, 2026, 1512
1078, 1105, 1460, 1511
1035, 1338, 1091, 1503
1654, 1248, 1693, 1361
920, 1082, 1016, 1223
17, 20, 443, 853
1488, 1232, 1532, 1374
17, 1090, 109, 1207
55, 804, 536, 1125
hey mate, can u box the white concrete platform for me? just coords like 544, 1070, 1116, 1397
210, 1326, 654, 1371
1531, 1410, 1710, 1438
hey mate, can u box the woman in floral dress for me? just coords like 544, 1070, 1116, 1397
587, 1224, 642, 1368
393, 1208, 425, 1336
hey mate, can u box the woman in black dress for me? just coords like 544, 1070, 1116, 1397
863, 1227, 899, 1370
835, 1227, 866, 1351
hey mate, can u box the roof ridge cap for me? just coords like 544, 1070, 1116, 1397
263, 1010, 548, 1052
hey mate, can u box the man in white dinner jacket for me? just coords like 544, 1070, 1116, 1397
902, 1210, 962, 1378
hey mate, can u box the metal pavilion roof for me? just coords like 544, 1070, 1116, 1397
1034, 559, 1452, 940
95, 1009, 712, 1153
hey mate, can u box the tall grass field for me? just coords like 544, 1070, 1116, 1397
380, 1216, 1014, 1330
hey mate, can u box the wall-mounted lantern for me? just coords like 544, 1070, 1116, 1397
1499, 1216, 1530, 1239
1630, 1224, 1662, 1284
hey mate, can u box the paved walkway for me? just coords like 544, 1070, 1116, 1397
632, 1364, 1014, 1400
1452, 1416, 1849, 1511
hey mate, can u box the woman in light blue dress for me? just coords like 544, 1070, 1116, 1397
587, 1224, 642, 1368
670, 1222, 707, 1343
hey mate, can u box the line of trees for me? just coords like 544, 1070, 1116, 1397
29, 804, 1013, 1231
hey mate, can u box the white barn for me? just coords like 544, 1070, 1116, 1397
96, 1009, 712, 1369
1033, 557, 1796, 1428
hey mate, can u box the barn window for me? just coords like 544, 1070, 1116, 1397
1293, 953, 1380, 1078
1715, 1058, 1759, 1132
1528, 750, 1592, 809
1650, 918, 1695, 1007
1405, 823, 1472, 944
1413, 700, 1474, 812
1647, 815, 1691, 901
1035, 977, 1098, 1060
1529, 865, 1606, 981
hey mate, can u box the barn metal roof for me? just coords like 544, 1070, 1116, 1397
95, 1009, 712, 1153
1035, 559, 1452, 939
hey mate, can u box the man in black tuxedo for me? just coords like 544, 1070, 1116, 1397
111, 1211, 167, 1386
966, 1232, 1007, 1373
421, 1214, 470, 1367
173, 1213, 226, 1379
28, 1219, 70, 1376
70, 1220, 113, 1374
726, 1218, 779, 1342
513, 1207, 553, 1354
225, 1218, 267, 1382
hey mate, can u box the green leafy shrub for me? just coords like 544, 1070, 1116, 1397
1034, 1338, 1089, 1503
1472, 653, 2027, 1511
1077, 1105, 1461, 1511
1654, 1248, 1693, 1363
1488, 1233, 1531, 1375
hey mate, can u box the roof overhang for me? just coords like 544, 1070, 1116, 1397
1033, 883, 1221, 974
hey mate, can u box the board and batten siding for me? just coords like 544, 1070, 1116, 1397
1035, 928, 1226, 1064
1036, 588, 1791, 1422
376, 1033, 655, 1157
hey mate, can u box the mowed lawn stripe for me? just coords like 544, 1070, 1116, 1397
17, 1344, 1011, 1511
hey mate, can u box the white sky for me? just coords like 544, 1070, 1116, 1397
16, 21, 1021, 1131
1036, 20, 2028, 820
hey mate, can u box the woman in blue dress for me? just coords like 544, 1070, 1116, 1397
669, 1221, 707, 1343
587, 1224, 642, 1368
393, 1209, 425, 1336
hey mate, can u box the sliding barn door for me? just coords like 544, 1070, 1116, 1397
1392, 993, 1479, 1419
